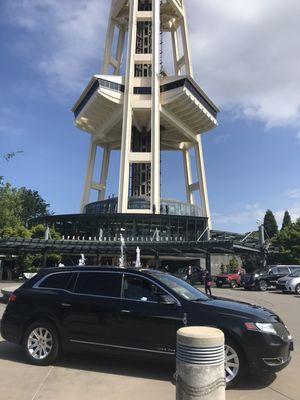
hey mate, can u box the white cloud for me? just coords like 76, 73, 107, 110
213, 203, 265, 226
213, 201, 300, 231
285, 188, 300, 199
5, 0, 107, 96
4, 0, 300, 129
186, 0, 300, 128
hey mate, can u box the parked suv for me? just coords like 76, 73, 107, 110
1, 267, 293, 388
277, 269, 300, 294
243, 265, 300, 291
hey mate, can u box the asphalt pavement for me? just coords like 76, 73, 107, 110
0, 282, 299, 400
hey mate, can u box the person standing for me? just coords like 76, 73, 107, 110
187, 265, 193, 284
204, 269, 212, 296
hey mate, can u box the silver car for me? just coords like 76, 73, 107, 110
277, 269, 300, 294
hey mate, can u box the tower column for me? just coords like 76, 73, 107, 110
151, 0, 161, 214
117, 0, 138, 213
115, 29, 125, 75
171, 29, 180, 75
98, 146, 111, 201
81, 137, 97, 212
180, 1, 193, 76
101, 3, 115, 74
195, 135, 211, 228
182, 148, 194, 205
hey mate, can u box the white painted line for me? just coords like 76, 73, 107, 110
31, 366, 54, 400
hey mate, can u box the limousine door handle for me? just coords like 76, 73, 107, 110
61, 303, 72, 307
120, 310, 131, 314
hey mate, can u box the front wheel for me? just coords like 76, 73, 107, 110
216, 283, 222, 288
23, 321, 60, 366
295, 283, 300, 295
225, 340, 245, 388
230, 280, 237, 289
258, 280, 268, 291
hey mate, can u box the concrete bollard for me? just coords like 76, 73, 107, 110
176, 327, 225, 400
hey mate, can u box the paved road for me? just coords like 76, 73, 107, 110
0, 282, 299, 400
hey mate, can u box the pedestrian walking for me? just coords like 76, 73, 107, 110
204, 269, 212, 296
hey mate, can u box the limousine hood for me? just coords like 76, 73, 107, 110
200, 297, 281, 323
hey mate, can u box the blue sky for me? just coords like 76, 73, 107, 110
0, 0, 299, 234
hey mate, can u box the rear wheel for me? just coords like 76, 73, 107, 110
295, 284, 300, 295
230, 280, 238, 289
23, 321, 60, 366
258, 280, 268, 291
225, 339, 245, 388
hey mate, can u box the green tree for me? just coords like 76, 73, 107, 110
228, 256, 239, 273
0, 178, 51, 237
18, 188, 51, 225
272, 219, 300, 264
281, 211, 292, 230
30, 224, 61, 240
0, 181, 23, 230
263, 210, 278, 239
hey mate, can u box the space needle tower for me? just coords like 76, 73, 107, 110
72, 0, 219, 231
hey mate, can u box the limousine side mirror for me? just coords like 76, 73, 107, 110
158, 294, 176, 306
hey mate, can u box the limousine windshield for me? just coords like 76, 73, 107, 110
150, 272, 208, 301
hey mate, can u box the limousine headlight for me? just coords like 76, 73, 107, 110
245, 322, 277, 336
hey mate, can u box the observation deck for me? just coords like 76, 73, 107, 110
72, 75, 219, 151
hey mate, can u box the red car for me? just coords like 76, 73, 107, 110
215, 269, 245, 289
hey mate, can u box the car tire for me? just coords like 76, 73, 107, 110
216, 283, 222, 288
258, 280, 268, 291
225, 338, 245, 389
23, 320, 61, 366
295, 284, 300, 295
230, 280, 237, 289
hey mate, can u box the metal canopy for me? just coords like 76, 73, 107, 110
0, 238, 261, 257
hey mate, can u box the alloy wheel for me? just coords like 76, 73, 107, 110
259, 280, 267, 291
296, 284, 300, 295
27, 327, 53, 360
225, 344, 240, 384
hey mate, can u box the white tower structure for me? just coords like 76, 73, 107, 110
72, 0, 219, 228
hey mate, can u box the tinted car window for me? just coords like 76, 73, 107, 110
277, 267, 289, 274
75, 272, 122, 297
150, 272, 208, 301
289, 270, 300, 277
289, 266, 300, 271
123, 275, 161, 302
39, 273, 71, 289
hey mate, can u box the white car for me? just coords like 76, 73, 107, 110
277, 269, 300, 294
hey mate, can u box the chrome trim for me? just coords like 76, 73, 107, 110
69, 339, 175, 355
33, 271, 73, 291
33, 270, 181, 307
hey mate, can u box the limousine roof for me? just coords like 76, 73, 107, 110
32, 266, 165, 277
